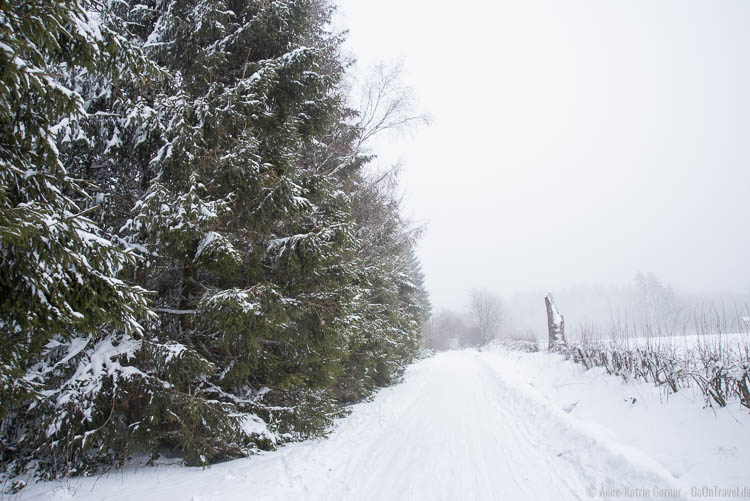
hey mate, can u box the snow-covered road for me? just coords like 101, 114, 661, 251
20, 348, 750, 501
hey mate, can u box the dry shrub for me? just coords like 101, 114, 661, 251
562, 311, 750, 410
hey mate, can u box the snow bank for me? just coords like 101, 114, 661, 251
482, 344, 750, 491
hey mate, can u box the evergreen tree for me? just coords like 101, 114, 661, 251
118, 0, 361, 457
406, 246, 432, 322
1, 0, 427, 479
333, 164, 424, 402
0, 0, 158, 476
0, 0, 151, 425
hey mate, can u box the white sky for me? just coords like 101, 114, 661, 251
335, 0, 750, 311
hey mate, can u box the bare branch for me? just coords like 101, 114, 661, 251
354, 61, 430, 150
469, 288, 504, 344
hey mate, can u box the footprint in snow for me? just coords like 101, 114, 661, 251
563, 401, 578, 413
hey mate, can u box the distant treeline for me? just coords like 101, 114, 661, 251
423, 288, 511, 349
504, 274, 750, 341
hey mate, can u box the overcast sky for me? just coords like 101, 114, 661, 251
335, 0, 750, 311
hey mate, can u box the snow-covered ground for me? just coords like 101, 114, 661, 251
597, 331, 749, 350
13, 347, 750, 500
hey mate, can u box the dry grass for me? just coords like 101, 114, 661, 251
559, 309, 750, 410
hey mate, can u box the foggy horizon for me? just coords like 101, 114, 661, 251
336, 0, 750, 313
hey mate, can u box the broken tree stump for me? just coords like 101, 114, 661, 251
545, 293, 566, 351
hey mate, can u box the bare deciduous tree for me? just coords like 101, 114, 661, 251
355, 61, 430, 149
469, 288, 504, 345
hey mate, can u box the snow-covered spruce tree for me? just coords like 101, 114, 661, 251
292, 84, 428, 402
0, 0, 152, 475
116, 0, 365, 464
119, 0, 427, 461
2, 0, 348, 474
406, 245, 432, 322
332, 161, 427, 402
315, 67, 429, 402
8, 3, 228, 478
3, 0, 427, 478
58, 3, 166, 236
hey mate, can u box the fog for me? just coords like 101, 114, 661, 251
335, 0, 750, 337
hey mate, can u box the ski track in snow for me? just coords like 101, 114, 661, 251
20, 349, 729, 501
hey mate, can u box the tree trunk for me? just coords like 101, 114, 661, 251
545, 293, 566, 351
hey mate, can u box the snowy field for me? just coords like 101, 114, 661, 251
591, 331, 749, 350
11, 347, 750, 501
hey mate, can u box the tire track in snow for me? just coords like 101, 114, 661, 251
474, 350, 688, 500
314, 350, 613, 500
